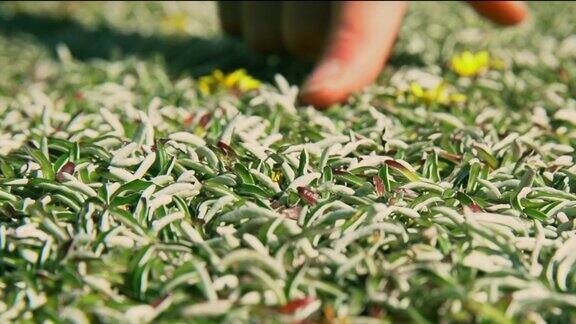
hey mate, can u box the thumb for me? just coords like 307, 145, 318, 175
300, 1, 407, 109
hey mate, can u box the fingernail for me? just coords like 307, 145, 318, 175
302, 60, 343, 94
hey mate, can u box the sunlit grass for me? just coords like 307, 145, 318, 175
0, 2, 575, 323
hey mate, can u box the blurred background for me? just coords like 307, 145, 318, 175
0, 2, 575, 89
0, 2, 313, 84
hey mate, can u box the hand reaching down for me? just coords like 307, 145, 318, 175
218, 1, 528, 108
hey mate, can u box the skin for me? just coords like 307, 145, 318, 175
218, 1, 529, 108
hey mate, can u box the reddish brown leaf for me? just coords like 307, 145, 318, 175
61, 162, 75, 175
369, 305, 385, 318
217, 141, 234, 155
270, 200, 282, 209
467, 204, 483, 213
56, 161, 76, 182
373, 175, 385, 197
150, 293, 171, 308
278, 297, 315, 314
297, 187, 318, 205
384, 159, 406, 171
439, 151, 462, 162
74, 91, 84, 101
199, 112, 213, 128
183, 113, 195, 126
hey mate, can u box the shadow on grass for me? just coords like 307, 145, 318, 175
0, 11, 425, 87
0, 11, 312, 84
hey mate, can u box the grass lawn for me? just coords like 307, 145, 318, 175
1, 2, 576, 323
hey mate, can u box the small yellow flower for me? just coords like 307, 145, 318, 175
450, 51, 491, 77
237, 75, 261, 92
198, 77, 212, 96
212, 69, 225, 82
410, 82, 447, 105
449, 92, 468, 103
409, 82, 466, 105
198, 69, 261, 95
194, 126, 206, 137
223, 69, 246, 89
271, 171, 282, 183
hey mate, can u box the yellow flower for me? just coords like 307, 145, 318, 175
198, 69, 261, 96
448, 92, 467, 103
198, 69, 223, 96
212, 69, 225, 82
410, 82, 448, 105
271, 171, 282, 183
450, 51, 491, 77
223, 69, 246, 89
198, 77, 213, 96
236, 75, 261, 92
409, 82, 466, 105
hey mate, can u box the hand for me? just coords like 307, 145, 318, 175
218, 1, 528, 108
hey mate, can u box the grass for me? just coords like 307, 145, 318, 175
1, 2, 576, 323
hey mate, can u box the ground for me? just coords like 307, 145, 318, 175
1, 2, 576, 323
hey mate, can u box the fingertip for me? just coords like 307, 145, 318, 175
498, 1, 529, 26
299, 86, 349, 109
299, 2, 407, 109
300, 58, 377, 109
468, 1, 529, 26
508, 2, 529, 26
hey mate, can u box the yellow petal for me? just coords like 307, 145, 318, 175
450, 50, 497, 77
410, 83, 424, 98
198, 69, 260, 95
431, 83, 446, 99
477, 51, 490, 67
213, 69, 225, 82
198, 77, 213, 96
223, 69, 246, 88
449, 93, 467, 103
271, 171, 282, 183
238, 77, 261, 92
